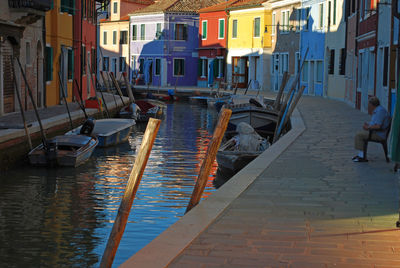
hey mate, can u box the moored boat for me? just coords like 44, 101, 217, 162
28, 135, 98, 167
67, 118, 136, 147
216, 122, 269, 179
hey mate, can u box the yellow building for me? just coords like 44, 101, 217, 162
227, 0, 271, 91
45, 0, 74, 106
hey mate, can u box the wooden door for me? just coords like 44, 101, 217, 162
232, 56, 248, 88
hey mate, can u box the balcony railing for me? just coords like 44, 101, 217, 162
8, 0, 52, 12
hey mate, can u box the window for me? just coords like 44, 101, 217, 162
156, 23, 162, 39
175, 24, 187, 40
272, 13, 276, 35
216, 58, 224, 78
201, 20, 207, 39
281, 54, 289, 74
319, 3, 324, 29
103, 57, 109, 71
113, 1, 117, 14
119, 57, 126, 72
173, 58, 185, 76
140, 24, 145, 40
302, 61, 309, 82
218, 19, 225, 39
45, 46, 53, 81
316, 61, 323, 83
113, 31, 117, 45
111, 58, 117, 74
155, 58, 161, 75
333, 0, 337, 25
132, 25, 137, 40
232, 19, 238, 38
328, 1, 331, 25
254, 17, 260, 37
329, 49, 335, 74
120, 31, 128, 44
61, 0, 75, 15
26, 42, 31, 65
67, 48, 73, 80
139, 58, 144, 74
281, 11, 290, 32
383, 47, 389, 86
339, 48, 346, 75
198, 58, 207, 77
82, 45, 86, 75
103, 31, 107, 45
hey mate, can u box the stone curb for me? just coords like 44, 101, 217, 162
121, 108, 306, 268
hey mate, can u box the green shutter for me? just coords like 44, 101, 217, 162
68, 49, 74, 80
198, 59, 202, 76
254, 18, 260, 37
174, 59, 178, 75
219, 20, 224, 38
213, 59, 218, 77
232, 20, 237, 38
45, 46, 53, 81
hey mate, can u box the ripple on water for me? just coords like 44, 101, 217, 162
0, 102, 219, 267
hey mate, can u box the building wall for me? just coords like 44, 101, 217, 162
0, 2, 45, 114
227, 7, 270, 91
345, 10, 358, 107
300, 0, 326, 96
199, 10, 227, 48
45, 0, 74, 107
325, 0, 347, 100
270, 0, 301, 92
99, 20, 130, 85
375, 4, 392, 111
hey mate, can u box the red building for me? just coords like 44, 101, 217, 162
197, 0, 238, 88
74, 0, 98, 103
355, 0, 378, 112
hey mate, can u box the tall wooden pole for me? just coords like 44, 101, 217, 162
273, 71, 289, 110
88, 60, 110, 118
122, 72, 135, 103
57, 72, 74, 130
100, 118, 161, 268
12, 66, 32, 150
109, 72, 126, 106
186, 108, 232, 213
15, 57, 47, 148
100, 71, 118, 109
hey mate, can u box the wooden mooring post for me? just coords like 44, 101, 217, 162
100, 118, 161, 268
186, 108, 232, 213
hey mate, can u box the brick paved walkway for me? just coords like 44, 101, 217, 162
168, 97, 400, 268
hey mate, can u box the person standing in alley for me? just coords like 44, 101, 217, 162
352, 96, 390, 162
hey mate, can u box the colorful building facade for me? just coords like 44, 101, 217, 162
270, 0, 301, 92
226, 0, 271, 91
299, 0, 326, 96
0, 1, 50, 115
129, 0, 225, 87
197, 1, 236, 88
45, 0, 75, 106
99, 0, 151, 87
74, 0, 97, 102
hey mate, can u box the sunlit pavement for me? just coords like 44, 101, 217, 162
166, 96, 400, 267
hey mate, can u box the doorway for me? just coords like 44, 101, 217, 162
232, 56, 248, 88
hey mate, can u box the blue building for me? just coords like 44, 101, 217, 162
299, 0, 326, 97
129, 0, 225, 87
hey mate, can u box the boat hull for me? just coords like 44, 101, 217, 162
28, 135, 98, 167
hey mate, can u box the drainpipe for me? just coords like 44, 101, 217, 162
225, 7, 229, 84
42, 15, 46, 107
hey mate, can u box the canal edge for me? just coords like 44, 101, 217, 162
121, 108, 306, 268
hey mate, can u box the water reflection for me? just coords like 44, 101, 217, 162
0, 102, 218, 267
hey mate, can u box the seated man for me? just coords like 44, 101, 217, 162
353, 96, 390, 162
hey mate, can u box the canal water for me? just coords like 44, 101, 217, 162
0, 102, 219, 267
